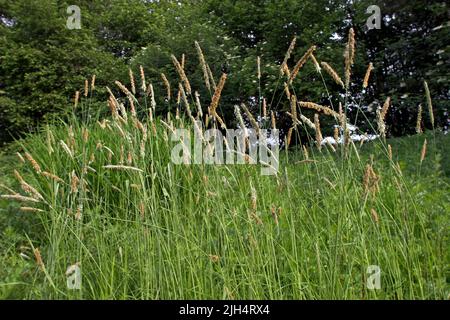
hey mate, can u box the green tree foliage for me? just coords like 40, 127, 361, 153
0, 0, 448, 143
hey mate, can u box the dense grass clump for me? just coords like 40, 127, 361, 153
0, 31, 448, 299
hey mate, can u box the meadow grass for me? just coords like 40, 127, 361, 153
0, 115, 447, 299
0, 31, 448, 300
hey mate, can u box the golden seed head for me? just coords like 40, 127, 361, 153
139, 65, 146, 92
161, 73, 171, 101
289, 45, 316, 84
420, 139, 427, 163
363, 63, 373, 88
171, 54, 192, 95
286, 127, 293, 147
424, 81, 434, 128
314, 114, 323, 150
416, 104, 423, 134
129, 69, 136, 95
24, 152, 41, 173
33, 248, 45, 271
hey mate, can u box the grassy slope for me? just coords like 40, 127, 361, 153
0, 126, 448, 299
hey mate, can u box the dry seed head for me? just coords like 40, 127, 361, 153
74, 91, 80, 108
310, 54, 321, 72
320, 62, 344, 88
60, 140, 73, 158
363, 164, 380, 195
314, 114, 323, 150
209, 73, 227, 117
388, 144, 393, 161
214, 112, 227, 129
161, 73, 171, 101
257, 56, 261, 80
271, 110, 277, 130
194, 91, 203, 118
281, 36, 296, 75
206, 64, 217, 91
146, 83, 156, 111
42, 171, 64, 183
118, 104, 128, 122
282, 63, 291, 79
420, 139, 427, 163
103, 165, 144, 173
262, 98, 267, 119
0, 183, 17, 195
91, 74, 96, 91
344, 28, 356, 89
176, 87, 181, 106
127, 96, 137, 118
171, 54, 192, 95
179, 83, 192, 118
127, 151, 133, 166
241, 103, 260, 136
271, 205, 279, 226
115, 81, 132, 97
20, 207, 44, 213
348, 28, 356, 65
284, 82, 291, 99
286, 127, 293, 147
84, 79, 89, 97
370, 208, 379, 224
33, 248, 45, 271
24, 152, 41, 173
290, 95, 298, 125
334, 127, 339, 142
286, 112, 300, 127
234, 105, 248, 137
70, 171, 79, 194
302, 145, 309, 160
299, 101, 339, 119
140, 140, 146, 159
289, 45, 316, 84
107, 97, 118, 118
1, 194, 41, 203
209, 255, 220, 263
327, 140, 337, 152
17, 152, 25, 163
119, 145, 125, 164
46, 130, 54, 154
139, 202, 145, 220
67, 126, 75, 151
14, 170, 43, 201
381, 97, 391, 120
129, 69, 136, 95
139, 65, 146, 92
424, 81, 434, 128
82, 127, 89, 143
75, 204, 83, 221
250, 183, 257, 211
195, 41, 211, 92
106, 87, 119, 107
376, 109, 386, 139
300, 115, 316, 130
